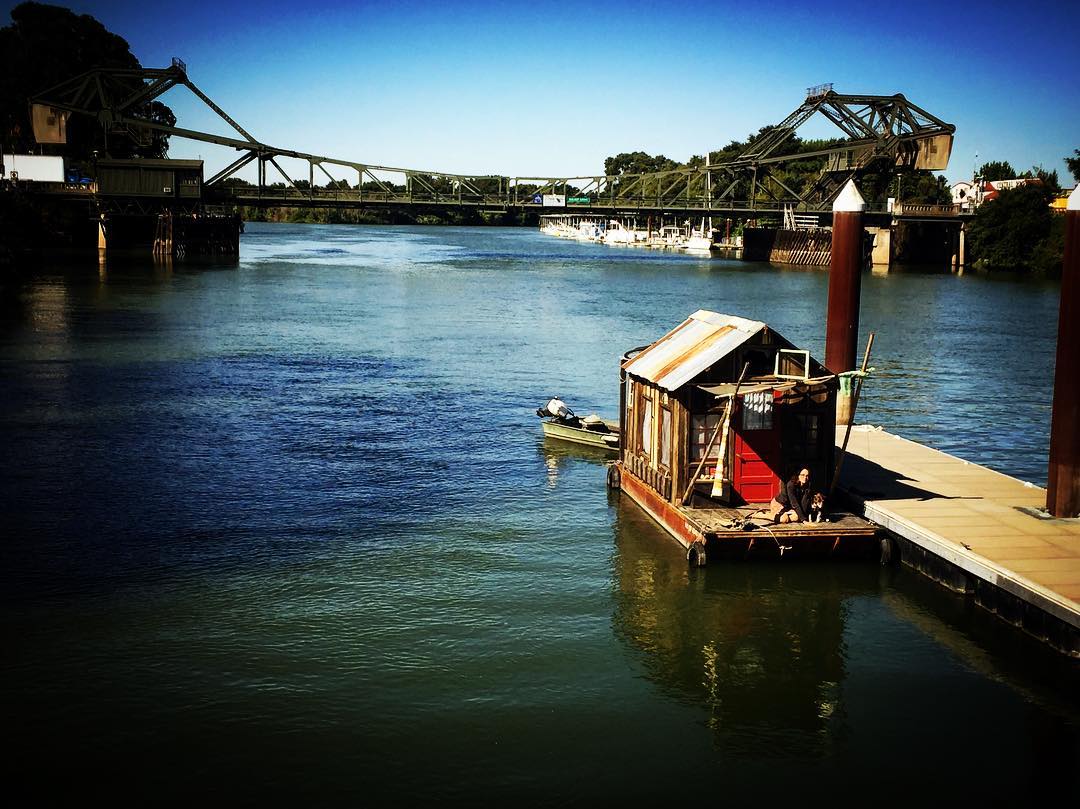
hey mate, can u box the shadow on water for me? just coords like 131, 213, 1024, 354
880, 565, 1080, 720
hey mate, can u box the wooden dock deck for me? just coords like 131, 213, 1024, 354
687, 507, 878, 559
835, 426, 1080, 656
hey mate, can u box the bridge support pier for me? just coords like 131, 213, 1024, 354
97, 213, 108, 252
952, 222, 966, 273
868, 225, 892, 271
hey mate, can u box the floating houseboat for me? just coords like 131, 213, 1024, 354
611, 310, 878, 564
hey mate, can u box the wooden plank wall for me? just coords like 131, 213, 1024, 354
769, 229, 832, 266
625, 452, 672, 501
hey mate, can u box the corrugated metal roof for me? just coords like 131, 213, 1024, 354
622, 310, 766, 392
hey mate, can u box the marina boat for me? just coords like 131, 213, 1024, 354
685, 217, 715, 251
574, 219, 605, 241
610, 310, 878, 564
649, 224, 687, 248
537, 398, 620, 451
540, 215, 700, 251
539, 215, 607, 241
603, 220, 637, 245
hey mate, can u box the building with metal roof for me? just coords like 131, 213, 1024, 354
615, 311, 852, 561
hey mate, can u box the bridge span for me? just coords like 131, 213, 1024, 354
23, 61, 961, 224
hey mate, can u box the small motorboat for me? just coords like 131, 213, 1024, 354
536, 397, 620, 451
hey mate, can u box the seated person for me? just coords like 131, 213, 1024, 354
769, 468, 813, 524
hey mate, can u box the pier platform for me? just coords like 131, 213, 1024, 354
836, 426, 1080, 656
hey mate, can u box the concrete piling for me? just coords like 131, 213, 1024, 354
826, 180, 866, 425
1047, 186, 1080, 518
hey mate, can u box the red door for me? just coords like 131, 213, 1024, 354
732, 392, 782, 503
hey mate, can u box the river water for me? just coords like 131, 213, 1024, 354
2, 224, 1077, 802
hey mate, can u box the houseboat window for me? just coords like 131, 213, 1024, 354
659, 407, 672, 469
774, 349, 811, 380
640, 397, 653, 456
690, 413, 722, 460
741, 390, 774, 430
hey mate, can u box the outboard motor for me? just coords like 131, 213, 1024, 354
536, 397, 576, 423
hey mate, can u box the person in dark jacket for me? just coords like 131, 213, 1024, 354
768, 468, 813, 523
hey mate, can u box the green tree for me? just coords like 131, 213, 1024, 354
1066, 149, 1080, 183
1017, 165, 1059, 192
977, 160, 1015, 182
604, 151, 680, 177
0, 2, 175, 160
967, 183, 1061, 274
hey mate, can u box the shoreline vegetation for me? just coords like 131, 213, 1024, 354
241, 205, 538, 227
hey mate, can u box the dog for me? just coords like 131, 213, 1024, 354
808, 492, 826, 523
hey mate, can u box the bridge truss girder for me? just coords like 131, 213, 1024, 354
31, 65, 954, 214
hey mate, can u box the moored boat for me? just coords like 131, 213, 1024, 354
685, 216, 715, 251
537, 397, 620, 451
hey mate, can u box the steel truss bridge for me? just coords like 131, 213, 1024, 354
32, 62, 956, 218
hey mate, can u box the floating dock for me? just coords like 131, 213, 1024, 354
836, 426, 1080, 657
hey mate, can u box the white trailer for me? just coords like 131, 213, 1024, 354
1, 154, 65, 182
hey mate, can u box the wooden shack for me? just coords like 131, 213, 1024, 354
613, 310, 877, 563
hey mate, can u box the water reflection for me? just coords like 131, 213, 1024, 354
536, 436, 612, 488
611, 498, 881, 759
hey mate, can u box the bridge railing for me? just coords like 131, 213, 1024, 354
891, 202, 965, 217
201, 184, 912, 217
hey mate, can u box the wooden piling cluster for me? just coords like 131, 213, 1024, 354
152, 212, 173, 259
742, 227, 832, 264
152, 212, 241, 259
767, 228, 832, 265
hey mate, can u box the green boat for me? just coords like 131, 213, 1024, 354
537, 398, 620, 451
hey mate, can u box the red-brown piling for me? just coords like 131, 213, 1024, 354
826, 181, 866, 425
1047, 188, 1080, 517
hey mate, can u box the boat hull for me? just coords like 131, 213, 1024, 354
541, 420, 619, 451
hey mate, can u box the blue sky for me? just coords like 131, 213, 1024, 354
9, 0, 1080, 185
